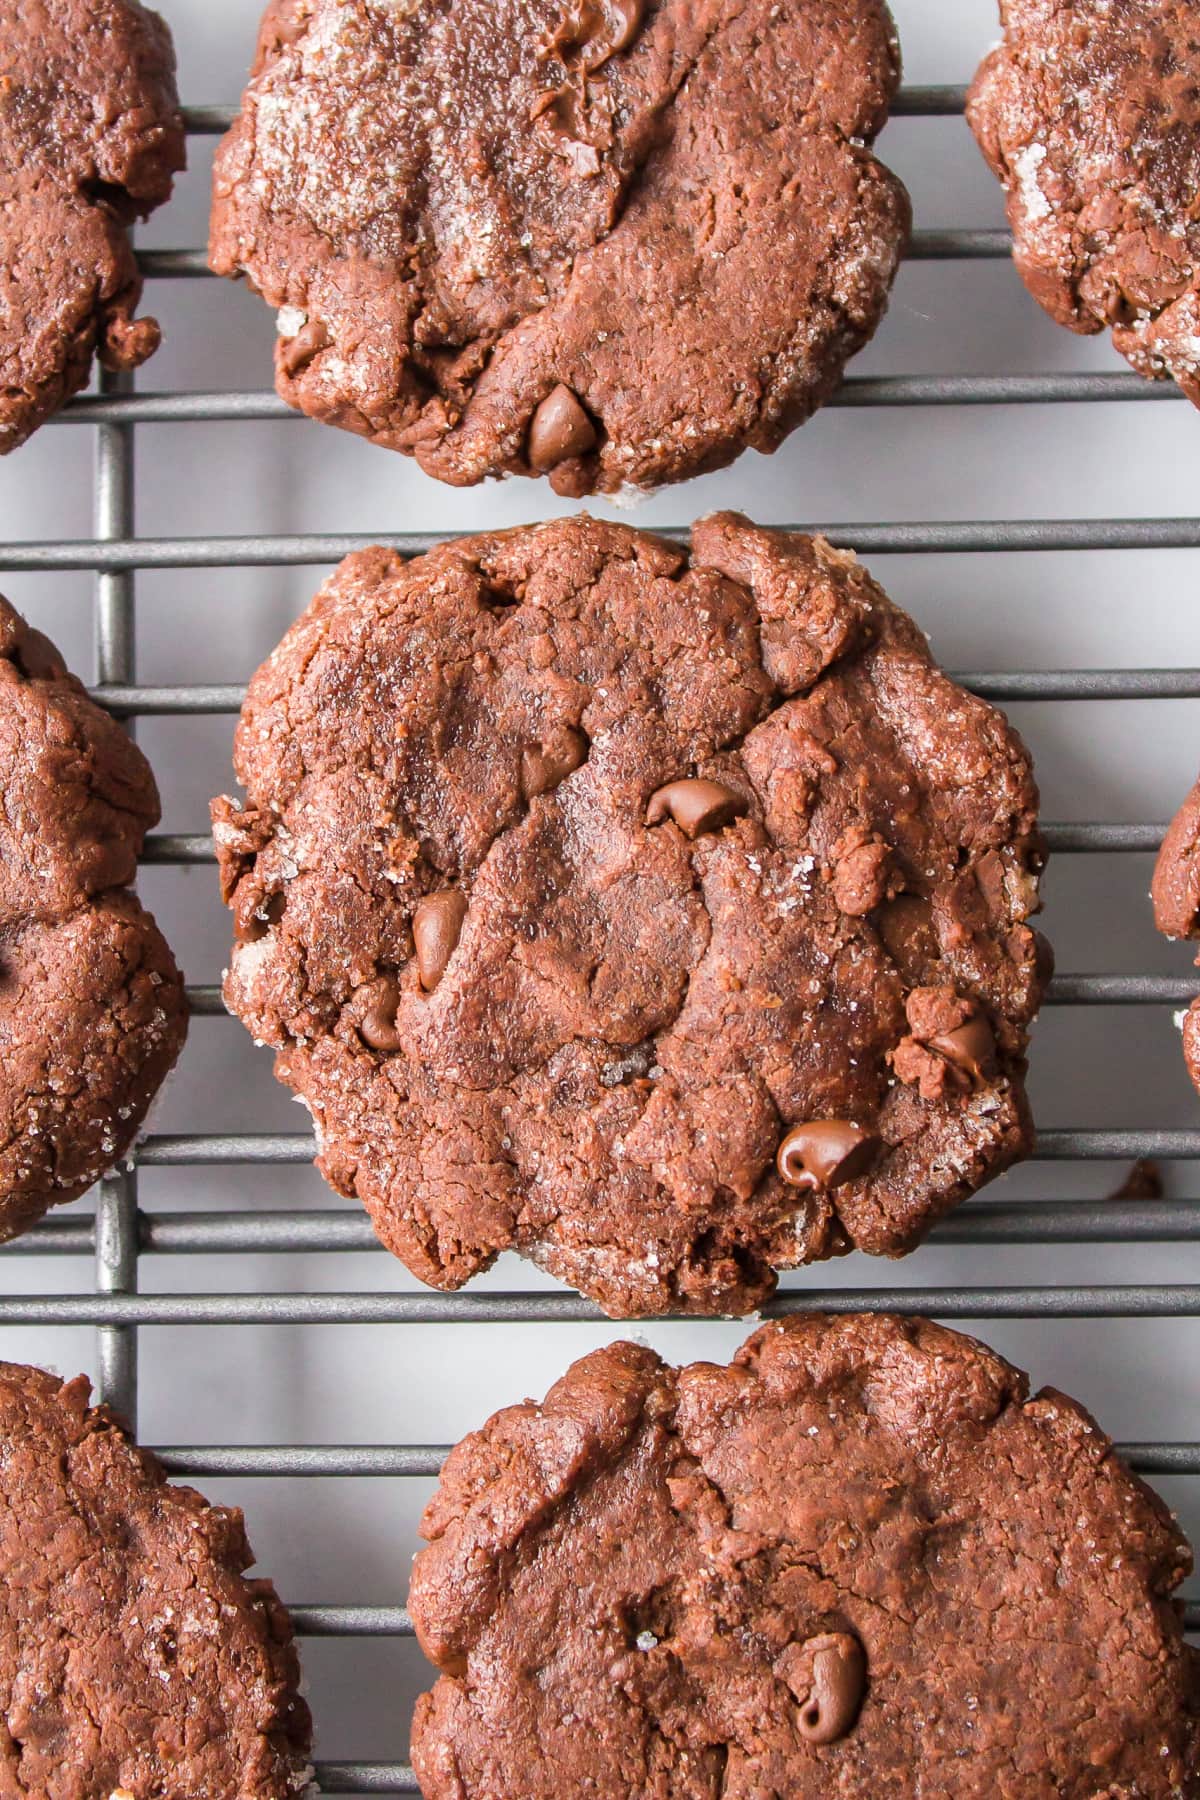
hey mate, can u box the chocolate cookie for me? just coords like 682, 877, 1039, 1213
0, 599, 188, 1241
410, 1314, 1200, 1798
209, 0, 909, 496
1153, 774, 1200, 1094
968, 0, 1200, 402
213, 513, 1047, 1319
0, 1361, 311, 1794
0, 0, 185, 454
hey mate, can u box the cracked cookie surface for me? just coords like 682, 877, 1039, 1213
410, 1314, 1200, 1797
968, 0, 1200, 402
0, 0, 185, 453
209, 0, 909, 496
0, 1361, 312, 1796
0, 597, 187, 1241
1153, 773, 1200, 1095
213, 513, 1046, 1319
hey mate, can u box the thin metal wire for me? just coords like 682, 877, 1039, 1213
315, 1764, 416, 1795
220, 1594, 1200, 1637
0, 1195, 1197, 1259
175, 974, 1197, 1013
50, 372, 1187, 428
132, 825, 1172, 865
76, 670, 1200, 715
120, 1128, 1200, 1165
11, 518, 1200, 570
149, 1442, 1200, 1480
130, 228, 1013, 282
3, 1196, 1200, 1259
177, 86, 971, 134
3, 1286, 1200, 1326
92, 368, 140, 1428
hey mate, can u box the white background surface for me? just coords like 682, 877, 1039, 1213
0, 0, 1198, 1775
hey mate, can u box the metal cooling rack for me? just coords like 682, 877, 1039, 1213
2, 84, 1199, 1796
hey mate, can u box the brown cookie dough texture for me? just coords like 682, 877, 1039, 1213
0, 1362, 312, 1795
0, 0, 185, 453
1152, 774, 1200, 1094
213, 513, 1047, 1319
0, 599, 188, 1241
968, 0, 1200, 402
209, 0, 910, 496
410, 1315, 1200, 1797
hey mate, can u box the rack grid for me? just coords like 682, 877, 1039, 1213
2, 80, 1199, 1797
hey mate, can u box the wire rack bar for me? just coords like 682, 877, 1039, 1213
174, 975, 1197, 1016
273, 1596, 1200, 1641
159, 1446, 446, 1478
891, 84, 970, 114
291, 1607, 416, 1638
5, 1197, 1200, 1260
4, 1286, 1200, 1326
1042, 824, 1165, 853
126, 1128, 1200, 1166
151, 1441, 1200, 1480
314, 1766, 416, 1795
135, 824, 1169, 866
79, 670, 1200, 715
285, 1593, 1200, 1638
178, 87, 972, 135
93, 368, 140, 1427
52, 373, 1187, 429
132, 229, 1011, 283
1041, 975, 1196, 1004
10, 520, 1200, 570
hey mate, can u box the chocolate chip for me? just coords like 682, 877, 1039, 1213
235, 890, 285, 944
646, 778, 747, 839
414, 891, 468, 991
776, 1120, 880, 1191
357, 977, 403, 1053
927, 1016, 996, 1088
527, 385, 598, 471
780, 1632, 866, 1744
598, 0, 644, 56
280, 317, 330, 377
521, 726, 588, 802
529, 79, 587, 138
540, 0, 645, 69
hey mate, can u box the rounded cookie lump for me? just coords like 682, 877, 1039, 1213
0, 0, 185, 454
968, 0, 1200, 402
213, 513, 1047, 1319
208, 0, 910, 496
410, 1314, 1200, 1798
0, 597, 188, 1242
0, 1361, 312, 1795
1152, 773, 1200, 1095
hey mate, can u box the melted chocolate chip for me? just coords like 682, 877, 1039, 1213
540, 0, 645, 71
646, 778, 747, 839
414, 891, 468, 991
521, 726, 588, 801
927, 1016, 996, 1088
280, 317, 330, 377
782, 1632, 866, 1744
527, 385, 598, 471
236, 890, 285, 945
358, 977, 403, 1053
776, 1120, 880, 1191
